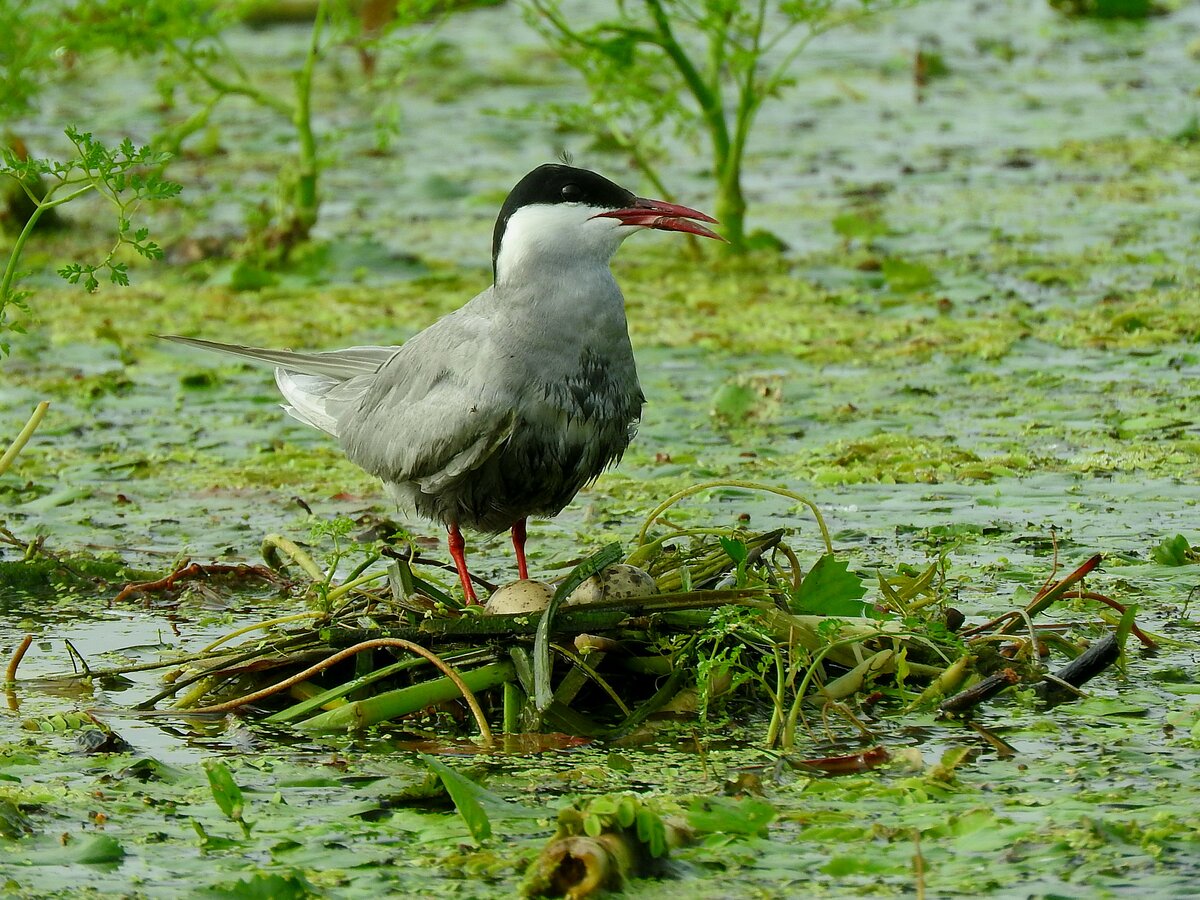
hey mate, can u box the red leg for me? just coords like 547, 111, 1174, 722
511, 518, 529, 581
447, 522, 478, 605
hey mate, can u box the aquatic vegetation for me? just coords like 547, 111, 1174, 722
525, 0, 915, 251
2, 1, 1200, 895
66, 0, 441, 256
0, 131, 179, 353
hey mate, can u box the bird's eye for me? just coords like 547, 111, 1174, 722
560, 183, 582, 202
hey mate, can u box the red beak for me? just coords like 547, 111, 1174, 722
593, 197, 725, 241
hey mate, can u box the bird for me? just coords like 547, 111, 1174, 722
161, 163, 723, 603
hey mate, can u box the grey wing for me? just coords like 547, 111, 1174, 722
332, 311, 515, 493
263, 347, 402, 437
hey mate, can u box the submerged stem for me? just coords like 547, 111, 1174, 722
4, 634, 33, 685
262, 533, 325, 582
200, 611, 327, 655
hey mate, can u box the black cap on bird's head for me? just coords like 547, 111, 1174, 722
491, 163, 724, 278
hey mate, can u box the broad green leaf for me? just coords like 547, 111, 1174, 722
616, 795, 638, 828
791, 554, 871, 617
583, 813, 603, 837
420, 754, 548, 844
710, 381, 757, 421
200, 871, 317, 899
65, 834, 126, 865
822, 852, 905, 876
832, 211, 889, 241
635, 807, 668, 858
202, 760, 249, 835
881, 257, 936, 291
421, 754, 492, 842
0, 799, 33, 838
719, 536, 748, 564
1152, 534, 1195, 566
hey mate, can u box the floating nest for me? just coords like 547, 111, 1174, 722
17, 481, 1146, 749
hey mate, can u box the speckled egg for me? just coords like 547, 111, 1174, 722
484, 579, 554, 615
564, 564, 658, 607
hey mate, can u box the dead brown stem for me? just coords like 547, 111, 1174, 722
115, 561, 280, 603
1071, 592, 1158, 649
965, 555, 1103, 641
5, 634, 33, 684
938, 668, 1021, 716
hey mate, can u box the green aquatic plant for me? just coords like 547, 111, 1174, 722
0, 401, 48, 477
201, 759, 253, 839
67, 0, 438, 257
0, 129, 179, 355
525, 0, 914, 251
67, 0, 329, 253
0, 0, 62, 122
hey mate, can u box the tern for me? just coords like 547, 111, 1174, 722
162, 164, 723, 603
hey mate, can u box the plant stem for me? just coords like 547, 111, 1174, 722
714, 160, 747, 250
0, 401, 50, 476
644, 0, 727, 158
0, 195, 53, 309
170, 44, 293, 117
4, 634, 33, 685
634, 479, 833, 554
291, 0, 327, 239
503, 681, 522, 733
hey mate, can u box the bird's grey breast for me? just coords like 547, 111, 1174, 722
483, 342, 640, 523
462, 275, 644, 527
532, 344, 643, 436
336, 278, 644, 532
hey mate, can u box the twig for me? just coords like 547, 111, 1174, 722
964, 720, 1017, 757
1000, 555, 1102, 634
775, 540, 804, 593
964, 555, 1104, 640
938, 668, 1021, 717
1038, 673, 1086, 700
961, 609, 1021, 638
1071, 592, 1158, 649
1035, 633, 1120, 706
114, 561, 279, 603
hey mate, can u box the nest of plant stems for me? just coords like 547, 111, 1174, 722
42, 481, 1146, 748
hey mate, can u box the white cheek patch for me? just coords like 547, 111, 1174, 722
495, 204, 631, 281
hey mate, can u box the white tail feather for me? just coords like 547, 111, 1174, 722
275, 370, 341, 436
